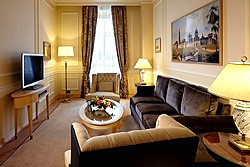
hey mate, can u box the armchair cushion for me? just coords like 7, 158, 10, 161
98, 81, 114, 92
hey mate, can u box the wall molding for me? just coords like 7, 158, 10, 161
166, 67, 217, 79
0, 71, 20, 78
61, 77, 79, 90
60, 12, 80, 67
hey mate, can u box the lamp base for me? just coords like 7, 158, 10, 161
61, 98, 71, 103
228, 133, 250, 152
233, 102, 250, 136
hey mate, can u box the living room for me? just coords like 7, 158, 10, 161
0, 0, 249, 166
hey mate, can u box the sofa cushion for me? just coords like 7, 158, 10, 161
181, 85, 218, 116
188, 84, 219, 114
135, 103, 179, 121
155, 75, 170, 101
98, 81, 114, 92
166, 79, 185, 114
130, 96, 165, 109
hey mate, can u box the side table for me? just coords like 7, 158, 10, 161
203, 132, 250, 166
11, 83, 50, 140
134, 82, 155, 96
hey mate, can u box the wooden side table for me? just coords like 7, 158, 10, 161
203, 132, 250, 166
11, 83, 50, 140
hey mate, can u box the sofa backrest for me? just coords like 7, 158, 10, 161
155, 75, 221, 116
154, 75, 171, 101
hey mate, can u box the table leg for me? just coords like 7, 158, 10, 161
14, 108, 18, 140
27, 105, 33, 140
46, 94, 49, 119
112, 121, 122, 133
35, 101, 39, 119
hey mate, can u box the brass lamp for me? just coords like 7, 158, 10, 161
134, 58, 152, 85
208, 56, 250, 150
58, 46, 74, 103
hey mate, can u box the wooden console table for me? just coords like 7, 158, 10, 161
11, 83, 50, 140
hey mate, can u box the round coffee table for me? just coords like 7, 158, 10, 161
79, 99, 124, 133
203, 132, 250, 166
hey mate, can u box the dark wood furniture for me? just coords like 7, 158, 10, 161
134, 82, 155, 97
203, 132, 250, 166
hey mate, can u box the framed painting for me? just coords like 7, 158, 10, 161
171, 0, 222, 65
43, 41, 51, 60
155, 38, 161, 53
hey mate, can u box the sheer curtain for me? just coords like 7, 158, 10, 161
90, 6, 120, 78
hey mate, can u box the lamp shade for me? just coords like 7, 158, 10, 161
208, 62, 250, 102
58, 46, 74, 57
134, 58, 152, 69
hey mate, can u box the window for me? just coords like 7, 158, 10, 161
90, 6, 120, 78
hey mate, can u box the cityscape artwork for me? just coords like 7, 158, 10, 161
171, 0, 222, 65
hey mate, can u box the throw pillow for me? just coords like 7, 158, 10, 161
166, 79, 185, 114
98, 81, 114, 92
181, 85, 216, 116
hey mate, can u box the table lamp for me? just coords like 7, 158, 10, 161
208, 56, 250, 150
134, 58, 152, 85
58, 46, 74, 103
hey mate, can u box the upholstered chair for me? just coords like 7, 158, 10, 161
85, 73, 120, 102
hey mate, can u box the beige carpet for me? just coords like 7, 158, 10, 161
1, 98, 140, 167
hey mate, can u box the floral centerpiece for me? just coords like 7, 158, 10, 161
88, 96, 113, 110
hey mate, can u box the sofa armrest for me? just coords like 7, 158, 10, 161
135, 85, 155, 96
72, 122, 90, 151
155, 114, 196, 137
171, 115, 238, 133
90, 74, 97, 93
115, 73, 120, 94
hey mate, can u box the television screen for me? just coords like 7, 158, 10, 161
21, 53, 44, 90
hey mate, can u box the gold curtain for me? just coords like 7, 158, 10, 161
111, 6, 129, 98
80, 6, 98, 98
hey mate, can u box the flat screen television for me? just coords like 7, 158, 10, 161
21, 53, 44, 90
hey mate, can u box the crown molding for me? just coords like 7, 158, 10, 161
51, 0, 153, 6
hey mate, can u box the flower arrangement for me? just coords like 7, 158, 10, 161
88, 96, 113, 110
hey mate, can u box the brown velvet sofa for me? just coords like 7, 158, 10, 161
130, 75, 238, 134
66, 114, 199, 167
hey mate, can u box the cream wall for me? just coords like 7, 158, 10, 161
0, 0, 57, 147
57, 6, 83, 96
153, 0, 250, 87
127, 5, 153, 95
56, 6, 152, 96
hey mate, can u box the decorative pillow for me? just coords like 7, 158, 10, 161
98, 81, 114, 92
181, 85, 217, 116
166, 79, 185, 114
155, 75, 170, 102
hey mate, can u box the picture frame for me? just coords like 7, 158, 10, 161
171, 0, 222, 65
43, 41, 51, 60
155, 38, 161, 53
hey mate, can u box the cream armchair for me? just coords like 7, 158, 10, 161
85, 73, 120, 102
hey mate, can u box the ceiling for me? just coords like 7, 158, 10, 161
52, 0, 154, 6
